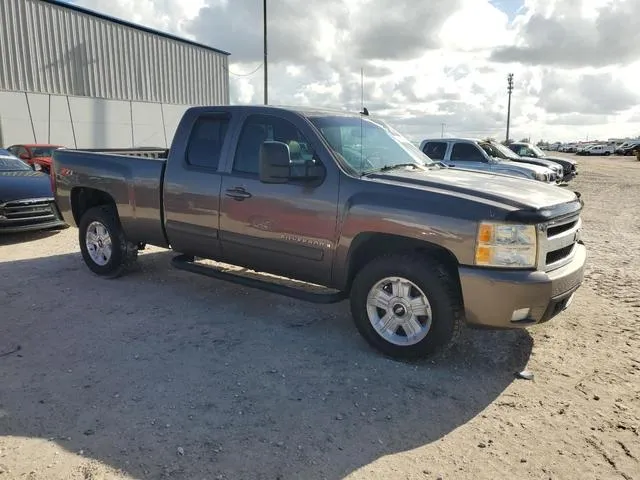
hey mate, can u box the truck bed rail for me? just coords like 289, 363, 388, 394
62, 147, 168, 159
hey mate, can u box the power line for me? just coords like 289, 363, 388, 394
224, 62, 264, 77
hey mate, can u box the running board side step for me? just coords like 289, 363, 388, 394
171, 254, 348, 304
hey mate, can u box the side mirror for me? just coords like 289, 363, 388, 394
32, 163, 42, 172
259, 141, 326, 184
259, 141, 291, 184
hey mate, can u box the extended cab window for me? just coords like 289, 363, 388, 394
451, 143, 485, 162
233, 115, 315, 175
186, 115, 230, 170
423, 142, 447, 160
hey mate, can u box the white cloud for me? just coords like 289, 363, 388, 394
439, 0, 513, 51
71, 0, 640, 142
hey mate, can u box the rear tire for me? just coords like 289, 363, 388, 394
350, 253, 463, 360
78, 205, 138, 279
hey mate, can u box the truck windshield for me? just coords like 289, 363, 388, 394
489, 141, 521, 160
529, 145, 546, 157
309, 115, 433, 175
479, 142, 510, 160
0, 156, 32, 171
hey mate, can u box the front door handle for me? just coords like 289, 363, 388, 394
225, 187, 252, 201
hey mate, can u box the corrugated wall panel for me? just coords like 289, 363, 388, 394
0, 0, 229, 105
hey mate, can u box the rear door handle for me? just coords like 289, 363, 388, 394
225, 187, 252, 201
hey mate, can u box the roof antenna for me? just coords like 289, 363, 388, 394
360, 68, 369, 116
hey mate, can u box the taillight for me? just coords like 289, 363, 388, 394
50, 169, 56, 193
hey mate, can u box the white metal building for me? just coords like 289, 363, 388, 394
0, 0, 230, 148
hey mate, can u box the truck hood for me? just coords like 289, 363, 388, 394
0, 170, 54, 204
491, 158, 551, 174
367, 166, 578, 210
510, 157, 562, 170
542, 155, 576, 166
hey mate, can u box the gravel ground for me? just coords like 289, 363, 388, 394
1, 154, 639, 480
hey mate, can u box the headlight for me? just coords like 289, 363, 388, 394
475, 222, 537, 268
534, 172, 548, 181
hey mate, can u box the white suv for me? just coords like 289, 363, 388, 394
582, 144, 614, 156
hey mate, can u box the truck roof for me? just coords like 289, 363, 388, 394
421, 137, 487, 143
186, 104, 371, 119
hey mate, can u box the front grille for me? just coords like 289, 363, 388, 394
0, 198, 58, 227
546, 244, 574, 265
547, 220, 578, 237
540, 214, 581, 271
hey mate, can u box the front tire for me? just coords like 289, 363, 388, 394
78, 205, 138, 278
350, 253, 463, 360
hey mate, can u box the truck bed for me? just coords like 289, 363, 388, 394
52, 149, 169, 247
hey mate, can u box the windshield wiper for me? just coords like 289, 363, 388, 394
362, 163, 427, 176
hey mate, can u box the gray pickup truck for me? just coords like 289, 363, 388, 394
52, 105, 587, 359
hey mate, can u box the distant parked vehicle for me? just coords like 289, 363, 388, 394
0, 149, 67, 234
580, 144, 614, 156
484, 140, 564, 181
615, 141, 640, 156
507, 142, 578, 183
6, 144, 64, 174
547, 143, 562, 152
575, 144, 595, 155
559, 143, 578, 153
419, 138, 558, 183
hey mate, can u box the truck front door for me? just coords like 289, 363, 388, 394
218, 113, 339, 286
447, 142, 492, 173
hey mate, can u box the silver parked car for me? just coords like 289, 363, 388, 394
419, 138, 558, 184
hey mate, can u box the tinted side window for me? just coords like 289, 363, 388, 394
451, 143, 484, 162
520, 147, 534, 156
186, 115, 230, 170
233, 115, 315, 175
423, 142, 447, 160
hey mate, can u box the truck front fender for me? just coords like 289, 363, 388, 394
331, 194, 481, 291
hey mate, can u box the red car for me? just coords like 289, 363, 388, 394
6, 144, 64, 174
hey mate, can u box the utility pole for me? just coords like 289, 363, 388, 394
506, 73, 514, 144
263, 0, 268, 105
441, 123, 446, 138
361, 68, 364, 110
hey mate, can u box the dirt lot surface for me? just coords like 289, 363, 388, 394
1, 154, 639, 480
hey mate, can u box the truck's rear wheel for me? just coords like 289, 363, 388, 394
78, 205, 138, 278
350, 253, 463, 359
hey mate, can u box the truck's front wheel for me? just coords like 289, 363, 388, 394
350, 253, 463, 359
78, 205, 138, 278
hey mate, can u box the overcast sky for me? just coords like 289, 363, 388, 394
70, 0, 640, 143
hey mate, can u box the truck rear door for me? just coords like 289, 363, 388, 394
163, 112, 230, 258
217, 112, 339, 287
